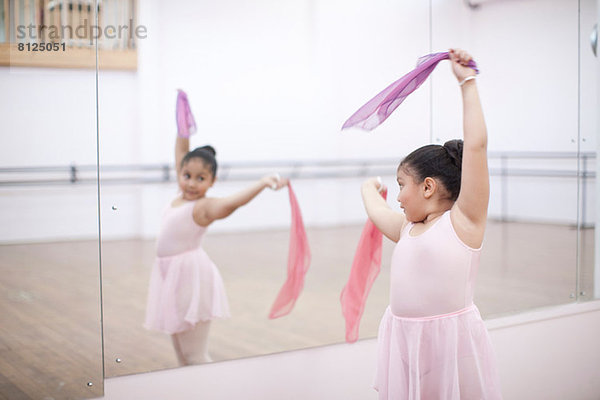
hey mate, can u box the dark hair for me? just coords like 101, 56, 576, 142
181, 145, 218, 178
399, 139, 463, 201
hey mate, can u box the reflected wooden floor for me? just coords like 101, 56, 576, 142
0, 241, 103, 400
0, 221, 596, 399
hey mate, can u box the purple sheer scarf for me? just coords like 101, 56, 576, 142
176, 89, 197, 138
342, 52, 479, 131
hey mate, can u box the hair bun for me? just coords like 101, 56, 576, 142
196, 145, 216, 157
443, 139, 463, 168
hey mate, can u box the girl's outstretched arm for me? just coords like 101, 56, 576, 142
361, 177, 405, 242
192, 175, 287, 227
175, 136, 190, 176
449, 49, 490, 246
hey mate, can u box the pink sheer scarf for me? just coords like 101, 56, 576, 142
269, 182, 312, 319
176, 89, 197, 138
342, 52, 479, 131
340, 189, 387, 343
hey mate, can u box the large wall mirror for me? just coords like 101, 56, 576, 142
0, 0, 103, 397
1, 0, 598, 398
97, 0, 432, 378
98, 0, 598, 380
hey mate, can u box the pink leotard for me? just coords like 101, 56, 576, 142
156, 201, 208, 257
390, 210, 480, 318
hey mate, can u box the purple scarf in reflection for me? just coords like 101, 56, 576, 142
342, 52, 479, 131
176, 89, 197, 138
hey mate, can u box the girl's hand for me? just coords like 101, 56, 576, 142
449, 48, 476, 83
363, 176, 386, 193
262, 174, 288, 191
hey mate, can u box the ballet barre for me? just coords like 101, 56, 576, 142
0, 152, 595, 187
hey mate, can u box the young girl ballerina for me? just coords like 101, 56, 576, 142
144, 125, 287, 366
361, 49, 502, 399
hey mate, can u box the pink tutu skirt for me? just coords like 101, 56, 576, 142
144, 247, 230, 334
375, 305, 502, 400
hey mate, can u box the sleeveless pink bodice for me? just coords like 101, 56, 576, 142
156, 201, 206, 257
390, 210, 481, 318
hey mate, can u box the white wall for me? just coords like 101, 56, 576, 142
0, 0, 431, 242
98, 301, 600, 400
0, 65, 99, 243
0, 0, 596, 242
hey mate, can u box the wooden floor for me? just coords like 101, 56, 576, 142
0, 241, 103, 400
0, 221, 595, 399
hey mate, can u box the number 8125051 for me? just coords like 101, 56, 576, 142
18, 43, 66, 52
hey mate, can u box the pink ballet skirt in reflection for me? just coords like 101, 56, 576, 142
342, 52, 479, 131
269, 182, 311, 319
144, 201, 230, 335
340, 189, 387, 343
375, 211, 502, 399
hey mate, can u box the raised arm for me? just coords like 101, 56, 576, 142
449, 49, 490, 245
193, 175, 287, 227
361, 177, 405, 242
175, 136, 189, 176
